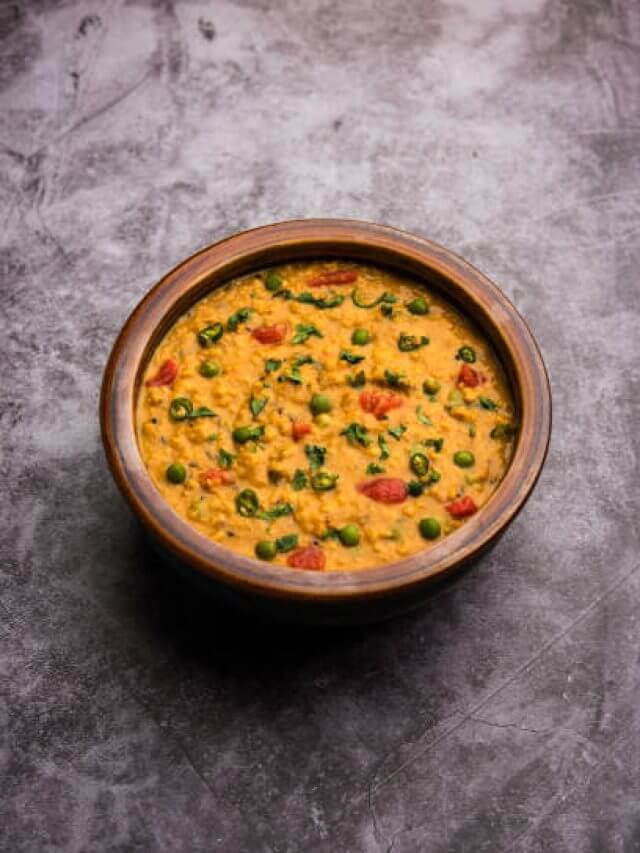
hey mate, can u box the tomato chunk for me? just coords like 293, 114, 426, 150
458, 364, 486, 387
291, 421, 312, 441
287, 544, 326, 570
446, 496, 477, 518
308, 270, 358, 287
359, 389, 404, 419
252, 323, 288, 344
198, 468, 235, 489
357, 477, 407, 504
145, 358, 178, 387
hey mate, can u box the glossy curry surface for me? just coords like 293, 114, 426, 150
136, 261, 516, 571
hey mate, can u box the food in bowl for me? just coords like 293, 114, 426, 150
136, 261, 517, 571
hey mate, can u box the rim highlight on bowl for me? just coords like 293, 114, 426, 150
100, 220, 551, 622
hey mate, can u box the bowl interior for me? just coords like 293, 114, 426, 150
102, 220, 550, 601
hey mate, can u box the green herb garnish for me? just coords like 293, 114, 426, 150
250, 396, 268, 418
217, 448, 235, 469
226, 307, 252, 332
264, 358, 282, 374
479, 396, 498, 411
292, 469, 309, 491
388, 424, 407, 440
275, 534, 298, 553
292, 323, 323, 344
340, 350, 365, 365
341, 422, 371, 448
398, 333, 429, 352
366, 462, 385, 475
311, 471, 339, 491
422, 438, 444, 453
347, 370, 366, 388
305, 444, 326, 470
416, 405, 433, 426
378, 434, 390, 461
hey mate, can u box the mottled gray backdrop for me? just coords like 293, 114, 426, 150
1, 1, 639, 851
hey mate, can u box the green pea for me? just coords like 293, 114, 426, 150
265, 271, 283, 292
456, 345, 476, 363
197, 322, 224, 347
166, 462, 186, 484
255, 540, 277, 560
169, 397, 193, 421
338, 524, 360, 547
453, 450, 475, 468
423, 377, 441, 395
236, 488, 259, 517
351, 328, 370, 346
310, 394, 332, 416
311, 471, 339, 491
419, 517, 441, 540
407, 297, 429, 315
410, 452, 430, 477
199, 360, 221, 378
232, 425, 264, 444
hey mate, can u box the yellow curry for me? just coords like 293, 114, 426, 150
137, 261, 516, 571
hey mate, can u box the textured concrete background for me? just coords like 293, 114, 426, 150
1, 1, 639, 851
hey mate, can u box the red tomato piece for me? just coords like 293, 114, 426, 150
446, 496, 477, 518
145, 358, 178, 387
308, 270, 358, 287
458, 364, 486, 387
357, 477, 408, 504
198, 468, 235, 489
359, 389, 404, 419
287, 544, 326, 571
291, 421, 312, 441
252, 323, 288, 344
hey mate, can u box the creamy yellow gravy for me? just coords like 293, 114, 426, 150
137, 261, 516, 570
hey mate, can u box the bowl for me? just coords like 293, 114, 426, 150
100, 219, 551, 624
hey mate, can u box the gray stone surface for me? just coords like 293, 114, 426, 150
1, 0, 639, 850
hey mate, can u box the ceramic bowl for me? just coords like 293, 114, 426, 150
100, 220, 551, 624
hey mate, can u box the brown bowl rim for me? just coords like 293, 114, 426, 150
100, 219, 551, 603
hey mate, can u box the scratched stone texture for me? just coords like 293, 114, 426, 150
1, 0, 639, 851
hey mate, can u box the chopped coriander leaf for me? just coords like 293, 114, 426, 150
296, 291, 344, 309
347, 370, 366, 388
380, 303, 394, 317
340, 350, 365, 365
378, 434, 390, 461
226, 307, 252, 332
423, 437, 444, 453
292, 354, 315, 369
264, 358, 282, 373
398, 333, 429, 352
217, 448, 235, 469
278, 368, 303, 384
257, 502, 294, 521
479, 396, 498, 411
250, 396, 268, 418
367, 462, 385, 475
292, 323, 323, 344
383, 369, 408, 388
388, 424, 407, 440
416, 405, 433, 426
275, 534, 298, 553
291, 469, 309, 491
305, 444, 326, 470
491, 423, 517, 439
341, 422, 371, 448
